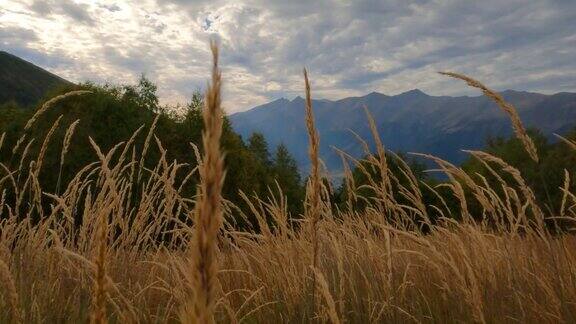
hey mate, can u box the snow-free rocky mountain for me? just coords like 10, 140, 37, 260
230, 89, 576, 176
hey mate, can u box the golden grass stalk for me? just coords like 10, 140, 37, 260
91, 204, 108, 324
57, 119, 80, 194
464, 149, 545, 229
0, 133, 5, 152
329, 233, 346, 316
11, 134, 27, 156
364, 106, 391, 193
86, 137, 114, 324
138, 114, 159, 183
555, 133, 576, 151
0, 258, 22, 323
337, 150, 356, 212
312, 267, 341, 324
439, 72, 539, 162
303, 68, 321, 269
16, 139, 35, 185
363, 106, 396, 217
34, 115, 63, 176
25, 90, 91, 131
560, 169, 570, 217
187, 40, 225, 323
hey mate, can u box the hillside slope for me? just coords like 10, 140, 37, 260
0, 51, 72, 107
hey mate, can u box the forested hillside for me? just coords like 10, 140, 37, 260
0, 75, 305, 226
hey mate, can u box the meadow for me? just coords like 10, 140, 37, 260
0, 42, 575, 323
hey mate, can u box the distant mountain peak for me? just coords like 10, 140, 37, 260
292, 96, 304, 103
501, 89, 539, 96
272, 97, 289, 103
398, 89, 428, 97
364, 91, 388, 98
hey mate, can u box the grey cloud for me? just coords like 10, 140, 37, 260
29, 0, 95, 25
29, 0, 52, 15
102, 46, 160, 73
99, 3, 121, 12
59, 0, 95, 25
0, 26, 39, 43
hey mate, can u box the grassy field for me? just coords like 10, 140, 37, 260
1, 43, 575, 323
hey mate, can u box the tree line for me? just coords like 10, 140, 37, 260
0, 76, 303, 231
1, 75, 576, 232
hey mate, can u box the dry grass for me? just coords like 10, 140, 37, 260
0, 258, 21, 323
57, 119, 80, 194
0, 44, 575, 323
183, 40, 225, 324
304, 68, 322, 271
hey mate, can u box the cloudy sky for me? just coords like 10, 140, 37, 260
1, 0, 576, 112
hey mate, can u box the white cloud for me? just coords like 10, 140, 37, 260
1, 0, 575, 112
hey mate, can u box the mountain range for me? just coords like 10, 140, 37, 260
230, 89, 576, 176
0, 51, 71, 107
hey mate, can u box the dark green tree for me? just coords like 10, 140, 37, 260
248, 132, 272, 166
123, 74, 160, 112
243, 132, 274, 204
272, 143, 304, 217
